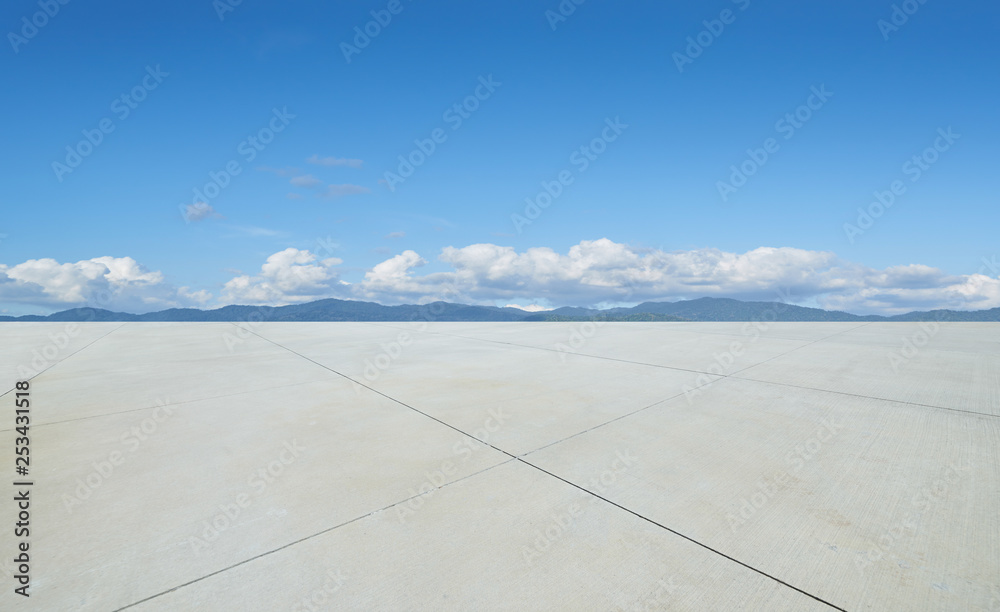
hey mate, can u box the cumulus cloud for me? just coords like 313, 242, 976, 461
7, 240, 999, 316
354, 250, 437, 302
307, 155, 363, 168
0, 256, 210, 313
221, 248, 348, 305
349, 239, 1000, 314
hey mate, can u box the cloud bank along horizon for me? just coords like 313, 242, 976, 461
2, 239, 999, 317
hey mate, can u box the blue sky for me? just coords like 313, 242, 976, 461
1, 0, 998, 315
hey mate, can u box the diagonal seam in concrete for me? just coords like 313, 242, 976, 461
0, 322, 128, 400
241, 324, 848, 611
111, 459, 518, 611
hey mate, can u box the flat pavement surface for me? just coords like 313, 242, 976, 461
1, 321, 997, 611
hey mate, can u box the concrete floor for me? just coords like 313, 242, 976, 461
1, 322, 997, 611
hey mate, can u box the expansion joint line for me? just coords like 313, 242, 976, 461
0, 322, 127, 399
515, 455, 847, 611
360, 321, 712, 376
234, 324, 848, 611
727, 322, 872, 377
231, 323, 519, 462
112, 459, 515, 611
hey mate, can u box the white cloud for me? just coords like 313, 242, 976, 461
0, 256, 210, 313
6, 240, 999, 316
307, 155, 363, 168
355, 250, 432, 301
350, 239, 1000, 314
385, 231, 406, 239
221, 248, 347, 305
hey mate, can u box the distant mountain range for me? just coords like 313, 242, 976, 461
2, 297, 998, 323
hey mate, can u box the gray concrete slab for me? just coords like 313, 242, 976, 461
822, 321, 1000, 355
2, 377, 508, 611
1, 322, 996, 611
0, 322, 121, 394
603, 321, 865, 343
22, 323, 344, 425
244, 324, 722, 456
734, 336, 1000, 416
525, 376, 1000, 611
128, 461, 832, 612
405, 322, 817, 376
